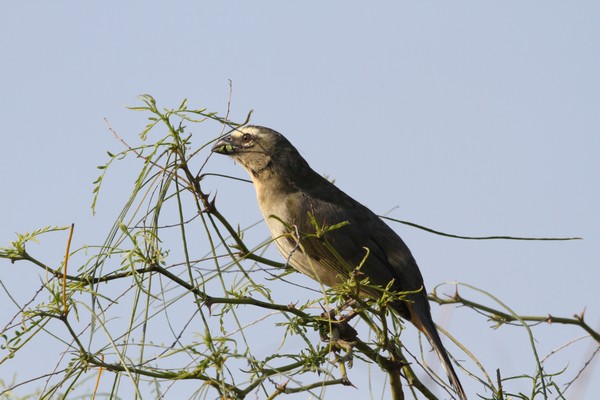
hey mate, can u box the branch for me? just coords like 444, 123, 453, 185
382, 216, 581, 241
429, 290, 600, 343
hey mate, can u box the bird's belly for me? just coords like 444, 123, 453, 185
267, 228, 346, 288
262, 206, 348, 288
275, 238, 344, 288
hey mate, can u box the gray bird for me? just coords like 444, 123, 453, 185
212, 126, 467, 399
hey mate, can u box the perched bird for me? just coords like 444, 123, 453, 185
212, 126, 467, 399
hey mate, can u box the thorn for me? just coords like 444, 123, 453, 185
452, 288, 460, 301
274, 379, 290, 393
208, 192, 218, 213
319, 302, 328, 316
342, 377, 356, 388
204, 296, 214, 316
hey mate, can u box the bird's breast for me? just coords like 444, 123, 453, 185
260, 207, 344, 288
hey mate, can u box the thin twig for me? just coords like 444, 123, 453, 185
382, 216, 581, 241
62, 223, 75, 315
429, 289, 600, 343
91, 354, 104, 400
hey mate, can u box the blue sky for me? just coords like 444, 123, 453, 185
1, 2, 598, 399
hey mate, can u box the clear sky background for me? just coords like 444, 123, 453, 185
1, 2, 598, 399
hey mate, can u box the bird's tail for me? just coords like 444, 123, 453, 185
407, 302, 467, 400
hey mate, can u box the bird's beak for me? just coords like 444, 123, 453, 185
211, 136, 238, 155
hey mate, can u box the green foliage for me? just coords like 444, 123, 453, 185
0, 226, 69, 260
0, 95, 596, 400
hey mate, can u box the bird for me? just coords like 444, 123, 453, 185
211, 125, 467, 399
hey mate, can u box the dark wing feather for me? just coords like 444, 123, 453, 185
287, 177, 427, 301
288, 179, 467, 399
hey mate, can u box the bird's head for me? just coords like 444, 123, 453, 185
211, 125, 303, 177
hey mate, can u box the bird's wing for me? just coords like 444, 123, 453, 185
285, 181, 426, 296
268, 181, 467, 399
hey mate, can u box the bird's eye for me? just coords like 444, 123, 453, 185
241, 133, 253, 143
